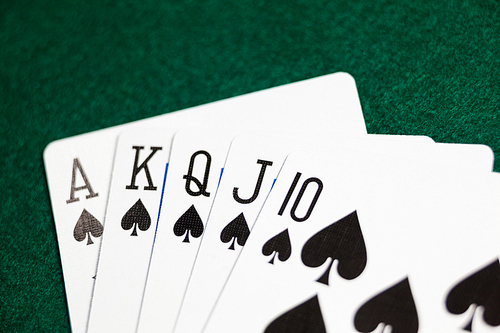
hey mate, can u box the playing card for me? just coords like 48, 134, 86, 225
137, 130, 238, 333
139, 132, 438, 333
96, 130, 381, 332
174, 134, 494, 333
43, 72, 366, 332
86, 129, 175, 332
205, 150, 500, 332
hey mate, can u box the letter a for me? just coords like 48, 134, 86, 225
66, 158, 99, 204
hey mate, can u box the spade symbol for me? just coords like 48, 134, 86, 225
220, 213, 250, 250
264, 295, 326, 333
446, 258, 500, 331
173, 204, 204, 243
121, 199, 151, 236
301, 211, 366, 285
74, 209, 103, 245
262, 229, 291, 264
354, 277, 419, 333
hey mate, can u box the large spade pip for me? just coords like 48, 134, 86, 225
74, 209, 103, 245
446, 258, 500, 331
264, 295, 326, 333
354, 277, 419, 333
301, 211, 366, 285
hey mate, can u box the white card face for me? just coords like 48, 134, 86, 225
431, 142, 494, 173
43, 72, 366, 333
205, 151, 500, 333
96, 130, 393, 333
136, 133, 433, 333
173, 134, 494, 333
137, 130, 237, 333
172, 134, 428, 333
86, 129, 175, 333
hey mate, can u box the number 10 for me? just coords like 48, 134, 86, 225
278, 172, 323, 222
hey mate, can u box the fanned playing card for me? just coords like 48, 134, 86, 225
86, 128, 174, 332
137, 130, 237, 333
43, 72, 366, 332
141, 133, 435, 333
205, 150, 500, 332
174, 133, 494, 333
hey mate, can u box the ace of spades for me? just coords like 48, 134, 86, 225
87, 129, 174, 333
205, 149, 500, 333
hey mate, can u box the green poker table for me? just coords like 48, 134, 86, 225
1, 0, 499, 331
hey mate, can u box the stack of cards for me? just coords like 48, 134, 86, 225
44, 73, 500, 333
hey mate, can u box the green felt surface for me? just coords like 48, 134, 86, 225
0, 0, 499, 331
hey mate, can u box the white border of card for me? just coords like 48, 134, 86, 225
43, 72, 366, 333
205, 149, 500, 333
